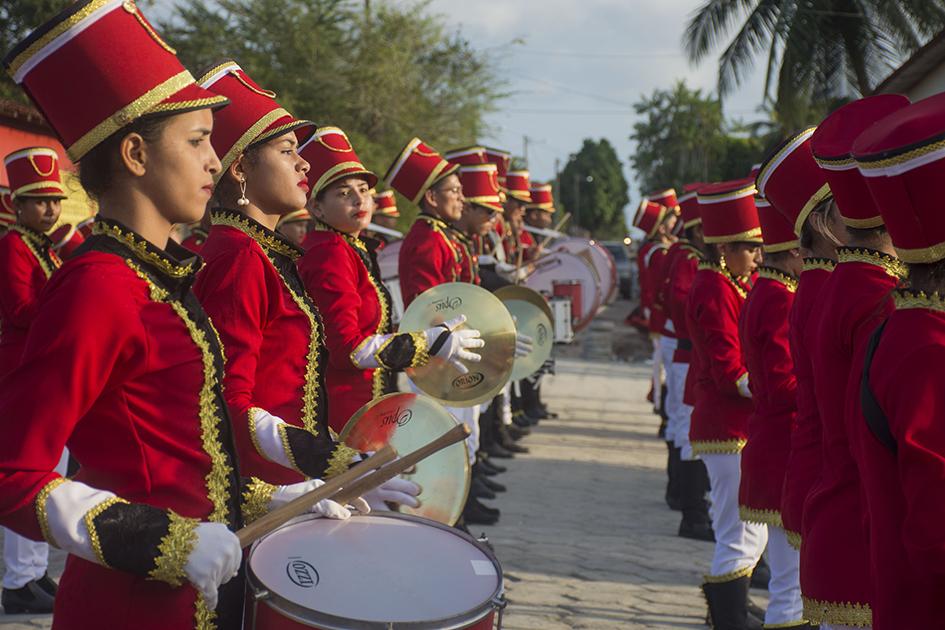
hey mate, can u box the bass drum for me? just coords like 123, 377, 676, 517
525, 251, 601, 333
552, 238, 617, 308
247, 513, 505, 629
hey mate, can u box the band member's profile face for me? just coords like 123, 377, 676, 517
237, 131, 310, 217
465, 202, 498, 236
720, 242, 762, 277
313, 176, 373, 236
277, 219, 309, 246
428, 174, 464, 222
525, 208, 552, 229
14, 197, 61, 233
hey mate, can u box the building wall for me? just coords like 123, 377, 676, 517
906, 62, 945, 101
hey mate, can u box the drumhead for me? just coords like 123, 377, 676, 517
247, 513, 503, 629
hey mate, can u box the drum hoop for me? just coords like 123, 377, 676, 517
246, 512, 504, 629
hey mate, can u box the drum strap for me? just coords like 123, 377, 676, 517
860, 321, 897, 453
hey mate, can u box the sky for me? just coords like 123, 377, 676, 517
413, 0, 770, 210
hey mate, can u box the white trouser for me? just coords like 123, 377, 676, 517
3, 449, 69, 589
494, 382, 513, 426
651, 336, 663, 411
765, 526, 804, 627
407, 378, 479, 465
669, 362, 696, 460
701, 453, 768, 577
660, 337, 678, 443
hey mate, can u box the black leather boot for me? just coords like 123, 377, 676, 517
2, 579, 55, 614
463, 497, 499, 525
702, 575, 764, 630
477, 455, 506, 475
666, 442, 683, 511
678, 459, 714, 541
498, 423, 529, 454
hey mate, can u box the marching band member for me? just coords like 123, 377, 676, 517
687, 179, 766, 628
369, 189, 400, 246
0, 5, 356, 627
755, 128, 840, 561
499, 170, 532, 269
796, 95, 910, 629
0, 147, 66, 614
50, 223, 86, 260
451, 163, 502, 284
275, 208, 311, 248
848, 91, 945, 630
736, 194, 806, 629
298, 127, 481, 443
661, 186, 713, 541
0, 186, 17, 235
522, 182, 554, 260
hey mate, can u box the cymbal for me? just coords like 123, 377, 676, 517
495, 284, 554, 324
399, 282, 515, 407
505, 299, 554, 381
340, 393, 470, 526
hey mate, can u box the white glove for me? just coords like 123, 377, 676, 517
425, 315, 485, 375
248, 408, 295, 470
363, 477, 422, 511
184, 523, 242, 610
270, 479, 369, 518
737, 374, 752, 399
512, 315, 534, 358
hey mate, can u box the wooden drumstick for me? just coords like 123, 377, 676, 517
331, 423, 471, 505
236, 445, 397, 548
538, 212, 571, 250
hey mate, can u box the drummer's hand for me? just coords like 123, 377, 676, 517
515, 332, 534, 358
184, 523, 242, 610
426, 315, 485, 374
363, 477, 422, 511
271, 479, 364, 520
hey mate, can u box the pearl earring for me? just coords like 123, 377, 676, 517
237, 176, 249, 207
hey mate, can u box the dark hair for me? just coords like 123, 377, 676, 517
799, 197, 835, 250
906, 259, 945, 294
764, 249, 796, 266
78, 114, 172, 200
704, 242, 722, 264
212, 144, 261, 208
845, 224, 888, 243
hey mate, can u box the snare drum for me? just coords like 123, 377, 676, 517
246, 513, 505, 629
552, 280, 583, 323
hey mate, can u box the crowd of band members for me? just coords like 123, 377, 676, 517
634, 91, 945, 629
0, 3, 557, 627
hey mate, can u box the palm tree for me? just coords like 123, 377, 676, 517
684, 1, 945, 109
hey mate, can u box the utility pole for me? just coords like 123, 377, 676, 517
573, 172, 580, 230
522, 135, 530, 168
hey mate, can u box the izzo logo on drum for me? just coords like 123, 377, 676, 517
433, 296, 462, 312
286, 557, 319, 589
452, 372, 484, 389
381, 406, 413, 427
536, 323, 548, 345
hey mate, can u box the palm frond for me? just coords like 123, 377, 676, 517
716, 0, 783, 94
683, 0, 761, 63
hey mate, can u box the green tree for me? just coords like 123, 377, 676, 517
162, 0, 503, 229
684, 0, 945, 118
0, 1, 71, 102
558, 139, 629, 239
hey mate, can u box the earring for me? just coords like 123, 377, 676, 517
237, 176, 249, 207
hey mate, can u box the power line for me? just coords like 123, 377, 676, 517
502, 109, 634, 115
509, 73, 635, 108
507, 48, 683, 59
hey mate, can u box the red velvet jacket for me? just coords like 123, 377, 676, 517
180, 228, 208, 254
398, 214, 461, 308
448, 227, 481, 285
636, 241, 669, 335
849, 294, 945, 630
780, 258, 834, 548
194, 210, 357, 486
299, 223, 427, 434
519, 228, 537, 262
0, 225, 61, 377
801, 248, 904, 626
662, 241, 700, 365
0, 219, 257, 630
687, 262, 752, 454
738, 269, 797, 526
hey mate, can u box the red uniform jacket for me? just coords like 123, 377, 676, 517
398, 214, 461, 308
738, 269, 797, 526
0, 219, 254, 630
850, 294, 945, 630
195, 210, 357, 486
686, 262, 752, 454
0, 225, 61, 377
180, 228, 208, 254
780, 258, 834, 548
636, 241, 669, 335
801, 248, 904, 625
449, 228, 481, 285
519, 228, 537, 262
662, 241, 700, 365
299, 223, 426, 433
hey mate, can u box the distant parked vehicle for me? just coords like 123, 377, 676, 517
602, 241, 633, 299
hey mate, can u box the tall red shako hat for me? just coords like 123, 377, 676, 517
3, 0, 228, 162
755, 195, 799, 253
458, 163, 503, 212
484, 147, 511, 184
756, 127, 831, 236
646, 188, 679, 212
812, 95, 910, 229
633, 200, 667, 239
198, 60, 313, 184
50, 223, 85, 259
529, 183, 555, 212
0, 185, 15, 226
298, 126, 377, 199
4, 147, 66, 200
384, 137, 458, 205
853, 91, 945, 264
678, 183, 704, 229
444, 146, 486, 167
373, 190, 400, 217
697, 178, 761, 244
504, 170, 532, 204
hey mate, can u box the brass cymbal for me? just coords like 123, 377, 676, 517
495, 284, 554, 324
500, 296, 554, 381
340, 393, 470, 526
399, 282, 515, 407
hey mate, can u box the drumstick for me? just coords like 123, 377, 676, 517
331, 423, 471, 505
538, 213, 571, 250
236, 445, 397, 548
